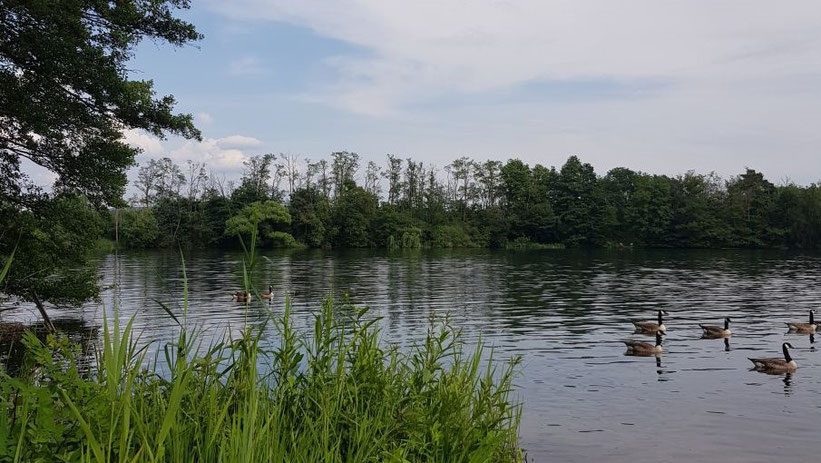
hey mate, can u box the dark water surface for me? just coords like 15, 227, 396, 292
5, 249, 821, 462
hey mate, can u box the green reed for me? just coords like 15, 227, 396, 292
0, 295, 523, 462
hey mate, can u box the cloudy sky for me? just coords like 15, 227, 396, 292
122, 0, 821, 185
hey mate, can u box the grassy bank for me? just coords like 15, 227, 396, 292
0, 296, 523, 462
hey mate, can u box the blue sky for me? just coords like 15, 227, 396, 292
122, 1, 821, 186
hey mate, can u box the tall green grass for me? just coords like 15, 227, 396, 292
0, 296, 523, 462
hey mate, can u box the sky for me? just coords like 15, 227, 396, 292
119, 0, 821, 187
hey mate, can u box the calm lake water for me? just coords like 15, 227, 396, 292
5, 249, 821, 462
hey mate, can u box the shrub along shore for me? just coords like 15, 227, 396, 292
0, 296, 523, 462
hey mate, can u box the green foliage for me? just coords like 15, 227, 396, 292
370, 207, 414, 248
0, 299, 523, 462
624, 175, 672, 246
328, 184, 378, 248
289, 187, 330, 248
430, 225, 479, 248
0, 194, 102, 306
267, 231, 299, 248
775, 183, 821, 248
669, 172, 729, 248
387, 226, 423, 250
1, 0, 200, 207
0, 0, 200, 316
225, 200, 292, 247
231, 154, 278, 206
106, 155, 821, 251
554, 156, 606, 247
505, 237, 564, 250
201, 194, 233, 245
724, 169, 779, 247
118, 208, 160, 248
601, 167, 638, 244
401, 227, 423, 249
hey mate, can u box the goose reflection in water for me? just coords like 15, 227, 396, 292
783, 373, 794, 396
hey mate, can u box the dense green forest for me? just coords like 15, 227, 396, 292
114, 152, 821, 250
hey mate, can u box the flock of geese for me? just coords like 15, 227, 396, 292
231, 285, 274, 303
231, 288, 814, 374
625, 309, 817, 373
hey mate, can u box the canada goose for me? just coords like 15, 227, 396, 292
633, 310, 668, 334
624, 332, 664, 355
260, 285, 274, 300
232, 291, 251, 302
786, 310, 816, 333
700, 317, 732, 338
749, 342, 797, 372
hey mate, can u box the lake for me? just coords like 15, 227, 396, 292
5, 249, 821, 462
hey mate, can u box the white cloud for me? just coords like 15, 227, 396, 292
122, 129, 164, 156
202, 0, 821, 183
228, 55, 268, 76
169, 135, 262, 171
124, 133, 262, 173
216, 134, 264, 148
210, 0, 821, 115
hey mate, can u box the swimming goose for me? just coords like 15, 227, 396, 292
700, 317, 732, 338
749, 342, 797, 372
624, 332, 664, 355
232, 291, 251, 302
633, 310, 668, 334
260, 285, 274, 300
786, 310, 816, 333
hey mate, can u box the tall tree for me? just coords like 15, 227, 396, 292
669, 172, 728, 247
601, 167, 638, 243
1, 194, 102, 330
282, 153, 301, 197
624, 174, 672, 246
185, 160, 209, 201
329, 183, 377, 247
725, 168, 777, 247
384, 154, 403, 206
364, 161, 382, 197
154, 157, 185, 200
134, 159, 163, 207
449, 157, 474, 221
554, 156, 604, 246
402, 159, 423, 213
331, 151, 359, 198
232, 153, 274, 206
529, 164, 558, 243
0, 0, 200, 326
0, 0, 200, 206
289, 187, 330, 248
475, 160, 503, 208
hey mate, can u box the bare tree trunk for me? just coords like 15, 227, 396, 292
31, 292, 55, 334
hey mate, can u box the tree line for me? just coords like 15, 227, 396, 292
114, 151, 821, 250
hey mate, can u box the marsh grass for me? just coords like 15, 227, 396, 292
0, 286, 523, 462
1, 222, 522, 462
